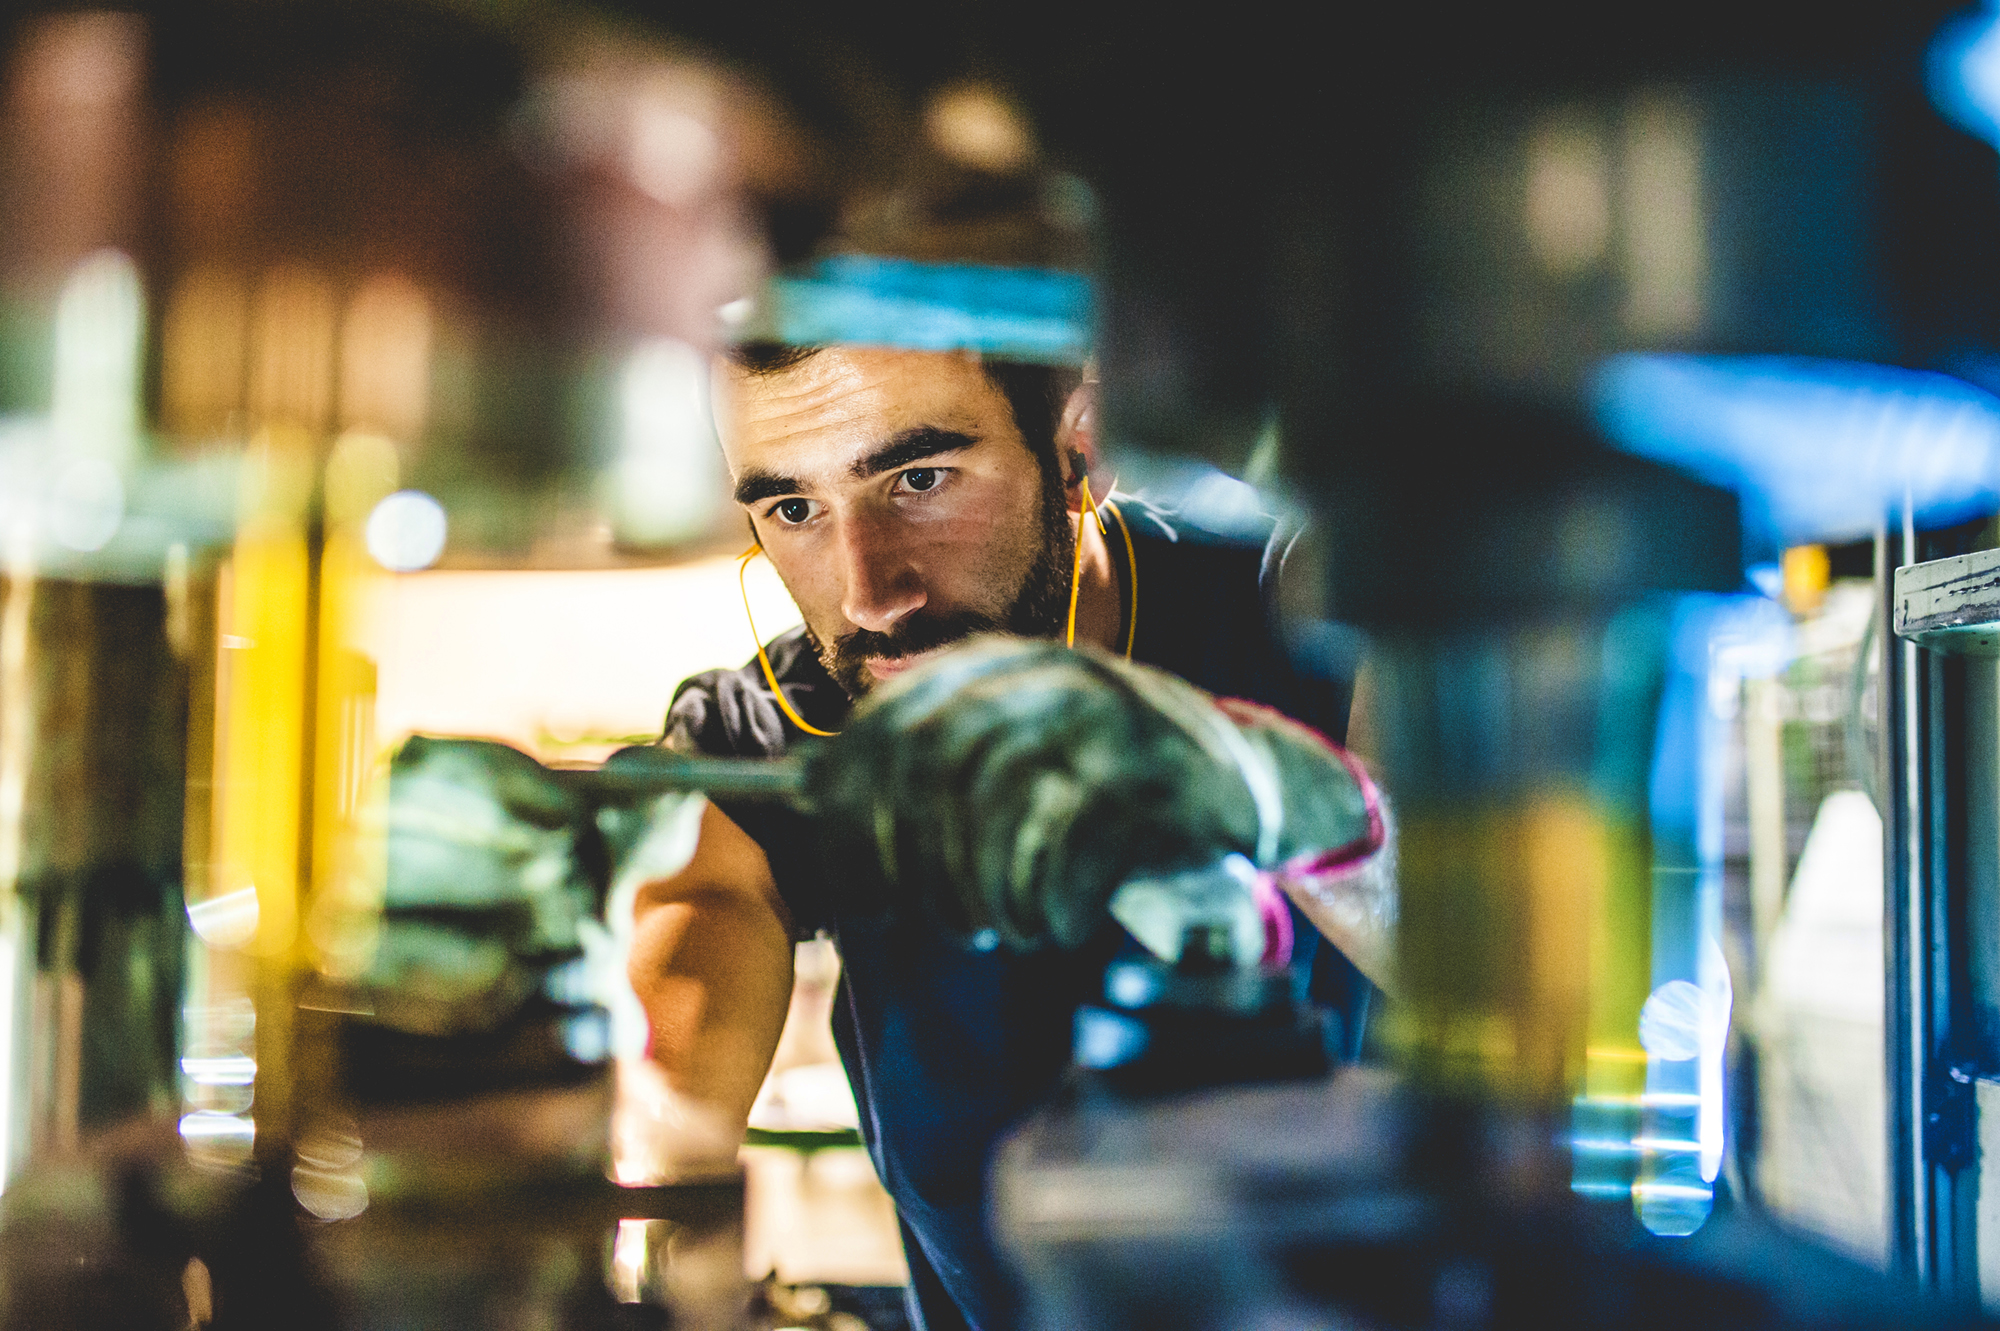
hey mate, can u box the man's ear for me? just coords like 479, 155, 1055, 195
1055, 377, 1098, 509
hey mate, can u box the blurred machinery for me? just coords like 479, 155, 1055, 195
0, 3, 802, 1326
941, 6, 2000, 1328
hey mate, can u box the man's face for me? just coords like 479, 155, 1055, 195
718, 346, 1071, 697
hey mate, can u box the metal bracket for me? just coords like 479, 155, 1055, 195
1893, 548, 2000, 654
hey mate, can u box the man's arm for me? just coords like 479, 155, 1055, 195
627, 801, 795, 1130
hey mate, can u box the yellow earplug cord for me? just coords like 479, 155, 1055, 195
738, 476, 1137, 738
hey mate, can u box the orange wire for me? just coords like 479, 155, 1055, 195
1064, 476, 1104, 648
739, 546, 839, 737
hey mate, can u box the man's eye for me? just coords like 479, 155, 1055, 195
773, 498, 813, 525
901, 468, 940, 493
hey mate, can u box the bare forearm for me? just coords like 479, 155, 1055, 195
629, 891, 793, 1126
627, 803, 794, 1130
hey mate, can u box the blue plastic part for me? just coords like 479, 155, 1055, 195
1594, 353, 2000, 550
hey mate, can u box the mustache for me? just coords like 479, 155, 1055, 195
833, 610, 1006, 666
815, 494, 1074, 697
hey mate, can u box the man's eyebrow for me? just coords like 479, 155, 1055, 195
735, 469, 805, 506
732, 426, 979, 507
850, 426, 978, 480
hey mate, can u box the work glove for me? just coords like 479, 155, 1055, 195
313, 735, 720, 1104
332, 738, 732, 1043
354, 735, 609, 1037
805, 637, 1391, 973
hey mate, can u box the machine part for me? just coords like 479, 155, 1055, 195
1312, 403, 1743, 631
1072, 962, 1329, 1093
1369, 615, 1664, 1115
283, 738, 800, 1327
994, 1067, 1972, 1331
1088, 858, 1333, 1091
318, 734, 614, 1104
1893, 546, 2000, 655
576, 744, 809, 808
1, 579, 189, 1172
320, 736, 805, 1100
994, 1068, 1417, 1330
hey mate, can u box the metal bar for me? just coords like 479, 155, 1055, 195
1885, 507, 1995, 1292
1894, 545, 2000, 652
1908, 502, 1933, 1287
1926, 642, 1955, 1294
1921, 534, 1994, 1298
557, 751, 809, 806
1885, 514, 1927, 1283
1963, 641, 2000, 1313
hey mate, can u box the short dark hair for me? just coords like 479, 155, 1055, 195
724, 342, 1078, 475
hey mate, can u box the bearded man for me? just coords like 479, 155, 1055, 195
630, 342, 1391, 1331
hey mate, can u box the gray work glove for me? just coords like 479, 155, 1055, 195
805, 637, 1384, 955
341, 738, 717, 1043
358, 735, 607, 1036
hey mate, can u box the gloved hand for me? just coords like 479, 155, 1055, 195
805, 637, 1388, 966
329, 737, 733, 1045
356, 735, 609, 1037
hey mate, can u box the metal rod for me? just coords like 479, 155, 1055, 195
1908, 653, 1930, 1283
1884, 511, 1926, 1284
557, 750, 809, 806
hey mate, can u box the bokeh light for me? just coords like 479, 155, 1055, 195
366, 490, 448, 572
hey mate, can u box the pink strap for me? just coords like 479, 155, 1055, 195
1213, 697, 1388, 874
1252, 869, 1295, 968
1214, 697, 1388, 970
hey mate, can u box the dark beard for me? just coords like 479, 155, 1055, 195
812, 474, 1077, 698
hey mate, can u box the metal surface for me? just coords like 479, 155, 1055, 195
1896, 547, 2000, 655
1886, 519, 1930, 1284
566, 749, 808, 807
1884, 520, 2000, 1296
313, 1078, 748, 1331
0, 576, 189, 1180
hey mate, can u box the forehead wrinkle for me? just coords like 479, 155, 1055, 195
729, 369, 899, 477
734, 347, 997, 433
735, 354, 894, 436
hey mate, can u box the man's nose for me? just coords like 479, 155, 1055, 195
838, 511, 927, 633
